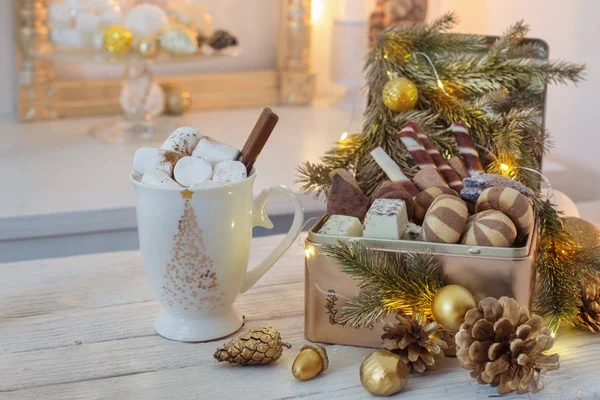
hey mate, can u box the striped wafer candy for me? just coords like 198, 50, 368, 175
450, 123, 485, 176
397, 124, 437, 170
460, 210, 517, 247
414, 186, 460, 222
475, 186, 533, 236
448, 156, 470, 179
422, 194, 469, 244
406, 121, 464, 192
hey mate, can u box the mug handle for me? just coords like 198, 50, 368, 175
239, 185, 304, 294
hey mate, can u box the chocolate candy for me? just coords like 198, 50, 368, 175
476, 187, 534, 236
363, 198, 409, 240
461, 173, 535, 203
370, 147, 420, 196
327, 169, 371, 221
422, 195, 469, 244
405, 121, 464, 192
372, 181, 415, 220
447, 156, 470, 179
401, 222, 422, 241
414, 186, 460, 222
318, 215, 363, 237
412, 165, 449, 191
461, 210, 517, 247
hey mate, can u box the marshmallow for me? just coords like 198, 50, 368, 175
363, 199, 409, 240
318, 215, 363, 237
173, 156, 213, 187
133, 148, 181, 176
191, 180, 224, 189
160, 127, 204, 156
141, 169, 182, 188
212, 160, 247, 184
124, 4, 169, 38
192, 136, 240, 166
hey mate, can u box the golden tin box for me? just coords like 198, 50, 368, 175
303, 36, 548, 348
304, 216, 539, 348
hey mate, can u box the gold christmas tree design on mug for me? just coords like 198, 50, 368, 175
162, 189, 224, 311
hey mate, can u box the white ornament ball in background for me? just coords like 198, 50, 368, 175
124, 4, 169, 39
541, 188, 580, 217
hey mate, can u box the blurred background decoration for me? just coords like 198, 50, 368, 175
14, 0, 315, 141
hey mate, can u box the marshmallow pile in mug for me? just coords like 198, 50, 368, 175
133, 127, 248, 189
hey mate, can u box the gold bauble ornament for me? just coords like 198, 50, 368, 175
382, 76, 419, 112
360, 349, 409, 397
431, 284, 477, 331
103, 25, 133, 54
563, 216, 600, 250
291, 344, 328, 381
162, 85, 192, 115
137, 37, 159, 59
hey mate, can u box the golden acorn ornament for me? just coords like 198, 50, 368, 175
137, 37, 159, 59
360, 349, 409, 397
103, 25, 133, 54
213, 327, 291, 365
291, 344, 329, 381
455, 296, 560, 395
431, 284, 477, 331
381, 310, 448, 373
382, 76, 419, 112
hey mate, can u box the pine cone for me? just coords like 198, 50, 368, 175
455, 297, 560, 395
208, 30, 238, 50
214, 327, 291, 365
578, 273, 600, 333
381, 310, 448, 373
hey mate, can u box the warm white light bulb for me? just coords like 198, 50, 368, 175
340, 132, 348, 141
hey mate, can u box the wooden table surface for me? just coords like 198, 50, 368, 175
2, 234, 600, 400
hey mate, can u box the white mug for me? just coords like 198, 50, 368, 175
131, 170, 304, 342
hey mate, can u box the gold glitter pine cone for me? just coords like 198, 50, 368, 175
381, 310, 448, 373
214, 327, 291, 365
455, 297, 560, 395
578, 272, 600, 333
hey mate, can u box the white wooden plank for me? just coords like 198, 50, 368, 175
2, 234, 600, 399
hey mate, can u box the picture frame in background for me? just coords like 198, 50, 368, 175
14, 0, 316, 122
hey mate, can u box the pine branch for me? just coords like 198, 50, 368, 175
534, 199, 586, 331
323, 241, 445, 328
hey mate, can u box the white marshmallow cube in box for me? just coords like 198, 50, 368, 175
318, 215, 363, 237
133, 148, 181, 176
141, 169, 182, 189
212, 160, 247, 184
174, 156, 213, 187
363, 199, 409, 240
192, 136, 240, 166
161, 127, 204, 156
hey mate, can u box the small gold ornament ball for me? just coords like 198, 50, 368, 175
137, 37, 159, 59
163, 87, 192, 115
103, 25, 133, 54
360, 349, 409, 397
563, 216, 600, 250
432, 285, 477, 332
291, 344, 328, 381
382, 76, 419, 112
